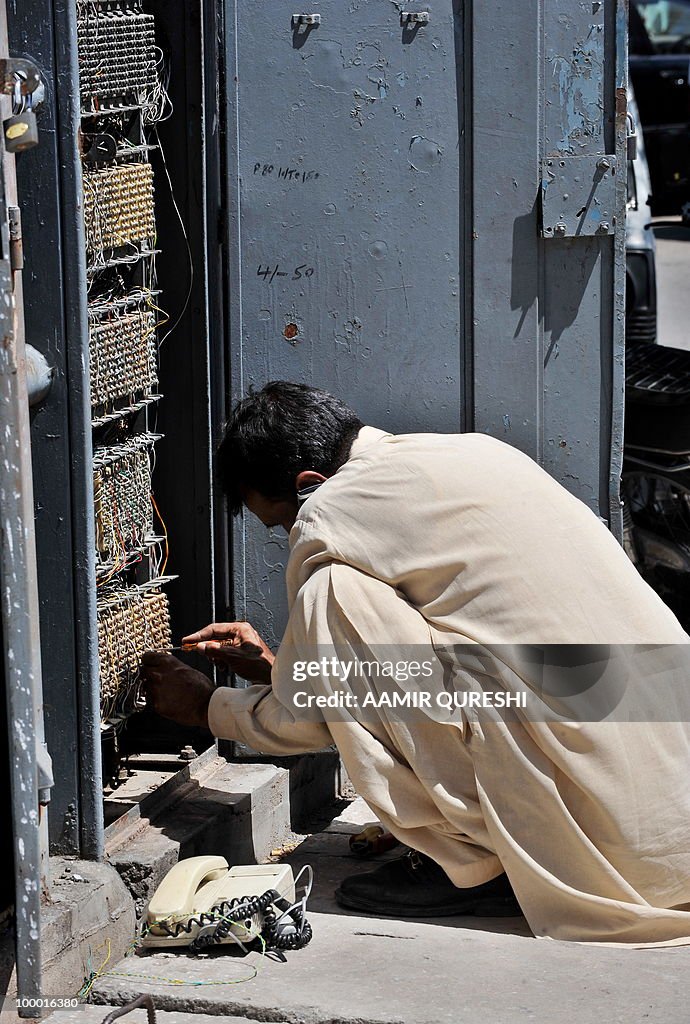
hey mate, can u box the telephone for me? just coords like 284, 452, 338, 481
141, 856, 313, 954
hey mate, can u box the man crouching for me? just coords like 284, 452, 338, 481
142, 381, 690, 945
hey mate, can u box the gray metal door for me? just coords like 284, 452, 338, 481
224, 0, 626, 643
225, 0, 467, 641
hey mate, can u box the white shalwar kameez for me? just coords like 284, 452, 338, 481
208, 427, 690, 945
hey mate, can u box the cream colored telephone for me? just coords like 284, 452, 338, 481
142, 856, 313, 954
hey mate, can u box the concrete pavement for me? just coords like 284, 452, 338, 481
37, 798, 690, 1024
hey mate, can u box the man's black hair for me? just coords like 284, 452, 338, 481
218, 381, 364, 514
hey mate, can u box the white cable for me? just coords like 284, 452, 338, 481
153, 125, 193, 346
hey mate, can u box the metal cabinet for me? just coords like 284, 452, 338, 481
9, 0, 219, 860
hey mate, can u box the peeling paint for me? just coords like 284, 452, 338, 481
301, 40, 350, 96
547, 9, 605, 153
408, 135, 443, 172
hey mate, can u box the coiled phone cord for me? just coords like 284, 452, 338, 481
190, 890, 313, 953
156, 887, 313, 953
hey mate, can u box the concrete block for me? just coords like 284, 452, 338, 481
227, 751, 341, 832
286, 751, 340, 830
0, 857, 135, 1021
107, 833, 180, 923
323, 797, 378, 835
105, 758, 293, 920
1, 759, 342, 1024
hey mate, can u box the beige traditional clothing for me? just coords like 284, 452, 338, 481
208, 426, 690, 945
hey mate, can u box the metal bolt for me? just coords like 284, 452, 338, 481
597, 157, 611, 171
180, 745, 196, 761
554, 223, 567, 235
599, 222, 610, 232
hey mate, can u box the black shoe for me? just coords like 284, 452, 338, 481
334, 850, 521, 918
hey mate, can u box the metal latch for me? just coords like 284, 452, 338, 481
541, 154, 617, 238
626, 112, 638, 161
292, 13, 321, 26
401, 11, 430, 23
0, 57, 41, 98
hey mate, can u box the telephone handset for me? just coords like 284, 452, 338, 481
142, 855, 313, 954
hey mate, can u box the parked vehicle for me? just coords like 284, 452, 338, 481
626, 84, 658, 343
623, 340, 690, 629
630, 0, 690, 216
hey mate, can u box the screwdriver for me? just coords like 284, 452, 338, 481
153, 640, 264, 657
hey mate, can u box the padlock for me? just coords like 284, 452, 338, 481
3, 109, 38, 153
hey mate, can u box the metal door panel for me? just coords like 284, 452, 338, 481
472, 0, 626, 528
226, 0, 465, 640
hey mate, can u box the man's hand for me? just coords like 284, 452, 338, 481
182, 621, 275, 685
140, 653, 215, 728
